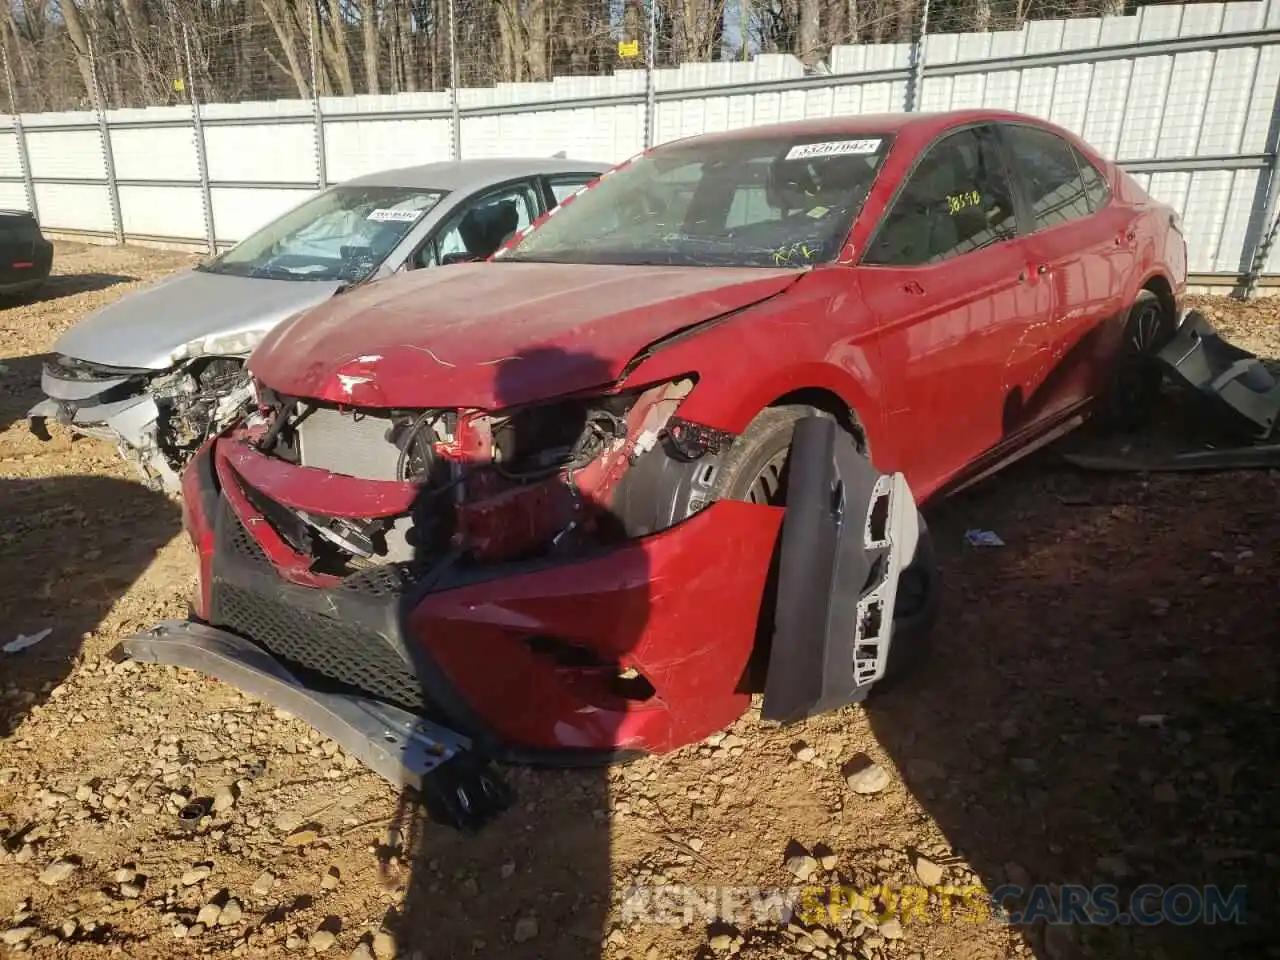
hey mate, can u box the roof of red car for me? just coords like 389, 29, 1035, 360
662, 109, 1032, 148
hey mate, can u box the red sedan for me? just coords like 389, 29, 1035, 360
129, 109, 1186, 795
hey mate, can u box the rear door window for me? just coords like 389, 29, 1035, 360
547, 175, 598, 205
861, 125, 1018, 267
1073, 149, 1112, 213
1001, 124, 1093, 231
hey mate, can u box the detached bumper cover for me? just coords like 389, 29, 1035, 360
123, 620, 511, 831
1157, 309, 1280, 440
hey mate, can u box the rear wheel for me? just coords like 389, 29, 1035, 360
1101, 289, 1175, 431
714, 405, 939, 690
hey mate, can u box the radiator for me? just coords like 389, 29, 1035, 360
296, 407, 401, 480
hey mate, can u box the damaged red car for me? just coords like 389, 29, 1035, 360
126, 109, 1187, 823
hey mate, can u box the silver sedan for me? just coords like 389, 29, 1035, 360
29, 156, 608, 492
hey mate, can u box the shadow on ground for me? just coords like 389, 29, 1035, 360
0, 475, 182, 739
866, 396, 1279, 959
382, 346, 643, 959
0, 273, 136, 309
0, 352, 50, 433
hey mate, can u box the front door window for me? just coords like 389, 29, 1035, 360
862, 126, 1017, 267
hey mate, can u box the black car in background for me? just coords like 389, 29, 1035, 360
0, 210, 52, 298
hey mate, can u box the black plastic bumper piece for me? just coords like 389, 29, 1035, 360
760, 416, 923, 724
1158, 309, 1280, 440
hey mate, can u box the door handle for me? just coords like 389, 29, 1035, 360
902, 280, 925, 296
1018, 263, 1049, 283
1116, 228, 1138, 247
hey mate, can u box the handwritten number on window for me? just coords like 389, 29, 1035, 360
946, 191, 981, 216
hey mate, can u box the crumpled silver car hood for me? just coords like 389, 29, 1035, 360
53, 267, 345, 370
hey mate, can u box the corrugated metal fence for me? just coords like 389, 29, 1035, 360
1, 0, 1278, 292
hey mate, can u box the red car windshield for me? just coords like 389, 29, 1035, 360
500, 133, 893, 268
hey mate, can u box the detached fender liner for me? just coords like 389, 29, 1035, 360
761, 416, 922, 724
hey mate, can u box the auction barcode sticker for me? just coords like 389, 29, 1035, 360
785, 139, 882, 160
367, 208, 424, 223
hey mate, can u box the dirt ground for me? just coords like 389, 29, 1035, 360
0, 243, 1276, 960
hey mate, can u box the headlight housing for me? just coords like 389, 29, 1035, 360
453, 375, 721, 558
169, 328, 268, 364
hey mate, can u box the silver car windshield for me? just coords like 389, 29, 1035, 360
498, 134, 892, 268
198, 185, 447, 283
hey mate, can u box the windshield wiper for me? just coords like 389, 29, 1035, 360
194, 260, 234, 276
247, 264, 333, 281
495, 254, 570, 264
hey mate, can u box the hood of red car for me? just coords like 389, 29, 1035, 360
248, 261, 803, 409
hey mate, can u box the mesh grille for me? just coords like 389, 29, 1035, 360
213, 498, 425, 713
220, 496, 416, 597
340, 564, 415, 598
215, 581, 426, 712
221, 500, 269, 564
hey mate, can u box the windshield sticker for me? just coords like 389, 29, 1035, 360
786, 139, 882, 160
367, 208, 424, 223
946, 191, 981, 216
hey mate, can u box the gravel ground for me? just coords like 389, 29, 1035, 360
0, 242, 1276, 960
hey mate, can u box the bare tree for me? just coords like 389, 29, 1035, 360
360, 0, 378, 93
53, 0, 95, 97
260, 0, 311, 96
0, 0, 1147, 112
796, 0, 819, 64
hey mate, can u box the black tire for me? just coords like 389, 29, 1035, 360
715, 404, 939, 689
1100, 289, 1175, 432
712, 404, 832, 506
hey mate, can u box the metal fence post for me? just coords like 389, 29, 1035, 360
309, 7, 328, 189
87, 39, 124, 244
906, 0, 931, 111
643, 0, 657, 148
0, 44, 37, 223
1240, 79, 1280, 299
448, 0, 461, 160
1243, 209, 1280, 300
183, 26, 217, 254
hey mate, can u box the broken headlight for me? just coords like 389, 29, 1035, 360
169, 328, 268, 365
